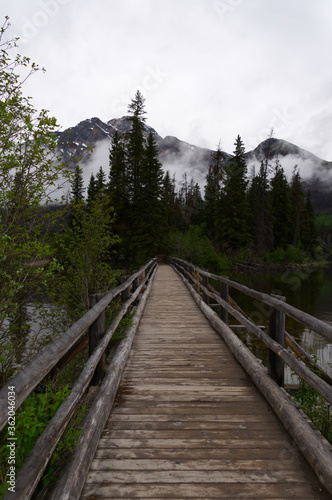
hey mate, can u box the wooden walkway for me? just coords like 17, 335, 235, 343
80, 265, 328, 499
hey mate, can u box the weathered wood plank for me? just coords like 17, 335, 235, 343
93, 447, 297, 460
89, 458, 301, 471
104, 419, 279, 430
80, 483, 324, 499
112, 384, 257, 392
96, 438, 293, 449
85, 469, 307, 484
105, 413, 276, 423
101, 425, 280, 438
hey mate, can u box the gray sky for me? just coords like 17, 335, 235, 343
4, 0, 332, 159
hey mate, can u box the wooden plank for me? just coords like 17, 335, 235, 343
94, 447, 296, 460
112, 383, 257, 391
101, 428, 283, 439
106, 414, 276, 423
96, 438, 292, 449
89, 458, 301, 471
105, 420, 279, 430
80, 483, 324, 499
85, 469, 308, 483
110, 406, 281, 416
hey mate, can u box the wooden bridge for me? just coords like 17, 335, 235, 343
1, 259, 332, 499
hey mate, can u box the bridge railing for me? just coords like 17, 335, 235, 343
169, 257, 332, 495
169, 257, 332, 401
0, 258, 157, 499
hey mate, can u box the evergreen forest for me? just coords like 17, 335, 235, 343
68, 90, 319, 273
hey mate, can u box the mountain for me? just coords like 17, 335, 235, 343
246, 138, 332, 211
56, 117, 332, 212
56, 116, 223, 187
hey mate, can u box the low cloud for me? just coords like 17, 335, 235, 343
160, 141, 211, 190
80, 139, 111, 192
247, 153, 332, 183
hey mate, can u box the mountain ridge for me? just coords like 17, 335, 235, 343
56, 116, 332, 211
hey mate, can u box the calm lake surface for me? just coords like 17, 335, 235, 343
225, 265, 332, 384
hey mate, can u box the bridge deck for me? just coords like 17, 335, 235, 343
80, 264, 327, 499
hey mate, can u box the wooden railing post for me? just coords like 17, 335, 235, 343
121, 278, 131, 302
202, 273, 209, 304
220, 280, 229, 324
184, 262, 189, 281
133, 275, 140, 293
268, 294, 286, 387
134, 272, 143, 306
89, 293, 106, 385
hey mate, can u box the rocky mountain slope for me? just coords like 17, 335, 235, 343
56, 116, 219, 182
56, 116, 332, 211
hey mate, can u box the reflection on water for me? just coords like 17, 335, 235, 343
225, 266, 332, 384
1, 301, 64, 377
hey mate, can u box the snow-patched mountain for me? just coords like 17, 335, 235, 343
56, 117, 332, 211
56, 116, 218, 177
246, 138, 332, 211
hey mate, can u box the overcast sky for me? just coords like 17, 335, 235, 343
3, 0, 332, 159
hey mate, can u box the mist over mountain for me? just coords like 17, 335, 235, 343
246, 138, 332, 211
56, 117, 332, 212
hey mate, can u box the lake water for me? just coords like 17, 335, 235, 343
224, 265, 332, 385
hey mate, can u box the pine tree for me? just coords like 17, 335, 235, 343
204, 144, 223, 239
301, 191, 318, 252
247, 161, 273, 252
217, 135, 250, 250
188, 179, 203, 226
161, 171, 177, 229
133, 131, 164, 259
95, 166, 107, 197
69, 165, 85, 228
270, 163, 293, 248
86, 173, 97, 206
290, 167, 305, 247
126, 90, 146, 203
70, 165, 85, 205
108, 131, 128, 217
178, 174, 203, 230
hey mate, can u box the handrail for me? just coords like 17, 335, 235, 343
168, 257, 332, 495
171, 257, 332, 343
50, 264, 158, 500
169, 257, 332, 401
0, 258, 156, 431
1, 258, 157, 499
